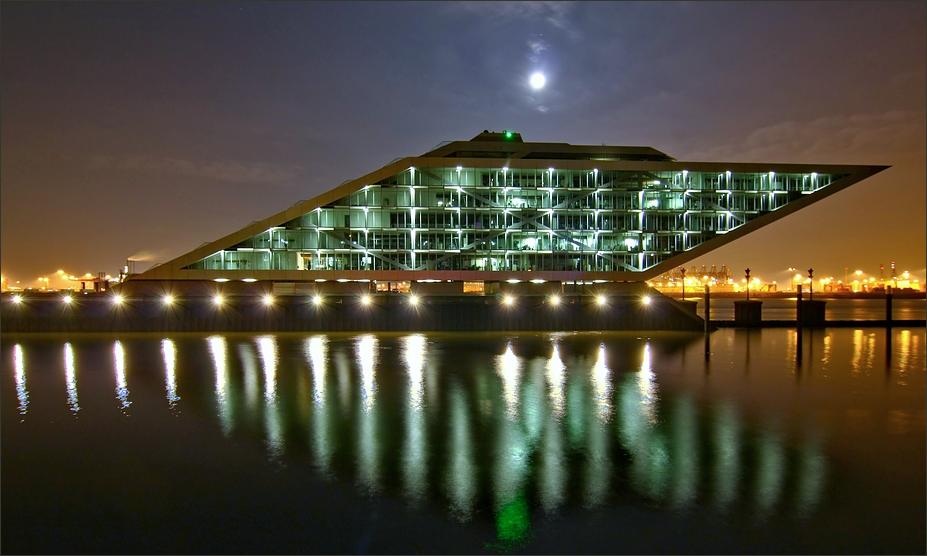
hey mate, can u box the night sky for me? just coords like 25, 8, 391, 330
2, 2, 924, 289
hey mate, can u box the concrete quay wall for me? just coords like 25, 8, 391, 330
1, 291, 705, 333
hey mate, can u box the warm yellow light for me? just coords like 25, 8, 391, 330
503, 295, 515, 306
312, 295, 323, 306
162, 295, 174, 305
595, 295, 607, 306
550, 295, 561, 306
113, 295, 124, 305
57, 270, 65, 275
409, 294, 419, 306
12, 294, 22, 304
262, 294, 274, 306
361, 295, 371, 305
641, 296, 651, 305
62, 295, 72, 304
855, 270, 862, 276
213, 294, 224, 306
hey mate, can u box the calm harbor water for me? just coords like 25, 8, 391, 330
2, 328, 924, 554
691, 297, 925, 321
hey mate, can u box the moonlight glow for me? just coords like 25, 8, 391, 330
530, 72, 546, 89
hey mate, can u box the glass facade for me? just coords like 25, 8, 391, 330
186, 167, 843, 273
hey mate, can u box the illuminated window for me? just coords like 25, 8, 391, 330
378, 281, 411, 293
463, 281, 485, 294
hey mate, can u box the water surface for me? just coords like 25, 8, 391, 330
2, 328, 924, 553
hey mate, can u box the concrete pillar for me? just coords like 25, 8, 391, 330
734, 300, 763, 327
801, 300, 827, 327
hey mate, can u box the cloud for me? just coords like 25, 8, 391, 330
86, 155, 303, 184
683, 111, 927, 164
450, 2, 577, 34
127, 249, 170, 262
528, 39, 548, 55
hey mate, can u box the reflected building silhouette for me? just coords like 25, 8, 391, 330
446, 383, 476, 521
668, 394, 698, 510
711, 403, 741, 511
7, 331, 844, 534
754, 427, 786, 516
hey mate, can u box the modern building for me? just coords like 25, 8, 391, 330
125, 131, 887, 296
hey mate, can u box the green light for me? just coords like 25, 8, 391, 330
505, 131, 513, 139
496, 495, 531, 543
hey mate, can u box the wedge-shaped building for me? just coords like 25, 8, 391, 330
129, 131, 886, 292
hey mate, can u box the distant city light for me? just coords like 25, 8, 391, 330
550, 295, 561, 306
312, 295, 323, 306
641, 296, 651, 305
112, 295, 124, 305
503, 295, 515, 306
361, 295, 372, 305
596, 295, 607, 306
162, 295, 174, 306
12, 294, 22, 304
409, 294, 419, 306
213, 294, 224, 306
262, 294, 274, 306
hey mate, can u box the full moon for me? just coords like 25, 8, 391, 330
529, 72, 546, 89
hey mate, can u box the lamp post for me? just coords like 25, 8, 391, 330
808, 268, 814, 301
745, 268, 751, 301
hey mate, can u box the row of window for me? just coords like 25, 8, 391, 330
330, 182, 819, 210
186, 168, 841, 273
192, 251, 667, 272
371, 168, 839, 192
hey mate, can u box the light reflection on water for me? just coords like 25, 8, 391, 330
355, 334, 380, 493
402, 334, 428, 505
161, 339, 180, 409
14, 344, 27, 416
258, 336, 283, 460
208, 336, 232, 435
113, 340, 130, 411
64, 343, 79, 413
4, 328, 925, 551
304, 335, 333, 476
